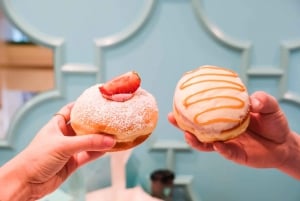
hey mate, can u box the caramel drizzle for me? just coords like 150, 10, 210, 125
180, 66, 246, 126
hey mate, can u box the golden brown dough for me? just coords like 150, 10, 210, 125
70, 84, 159, 152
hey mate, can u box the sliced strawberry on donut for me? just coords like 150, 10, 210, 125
99, 71, 141, 102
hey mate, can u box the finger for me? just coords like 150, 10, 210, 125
75, 151, 106, 167
213, 142, 232, 157
63, 151, 107, 178
213, 141, 246, 164
250, 91, 280, 114
185, 132, 214, 152
52, 102, 75, 135
63, 134, 116, 155
167, 112, 178, 127
53, 102, 74, 123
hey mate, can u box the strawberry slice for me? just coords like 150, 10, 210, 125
99, 71, 141, 102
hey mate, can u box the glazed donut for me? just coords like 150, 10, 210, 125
70, 71, 159, 152
173, 65, 250, 142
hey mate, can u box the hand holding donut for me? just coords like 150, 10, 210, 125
0, 71, 159, 200
168, 65, 300, 180
0, 103, 116, 200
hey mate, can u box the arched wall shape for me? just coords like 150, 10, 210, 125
0, 0, 156, 146
0, 0, 65, 147
1, 0, 300, 201
79, 0, 155, 82
191, 0, 300, 106
0, 0, 157, 200
279, 41, 300, 104
191, 0, 252, 83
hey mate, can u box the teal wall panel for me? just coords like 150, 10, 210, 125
1, 0, 300, 200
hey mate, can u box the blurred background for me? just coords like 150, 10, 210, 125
0, 0, 300, 201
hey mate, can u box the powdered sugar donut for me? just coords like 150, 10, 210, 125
70, 72, 159, 151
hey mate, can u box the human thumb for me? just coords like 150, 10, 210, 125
250, 91, 280, 114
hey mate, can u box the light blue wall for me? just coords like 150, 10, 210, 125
1, 0, 300, 200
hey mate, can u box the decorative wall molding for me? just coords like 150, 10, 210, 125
0, 0, 156, 147
1, 0, 300, 200
61, 63, 98, 74
191, 0, 251, 84
94, 0, 155, 83
279, 41, 300, 105
191, 0, 300, 106
150, 140, 191, 170
0, 1, 157, 200
0, 0, 66, 147
150, 140, 201, 201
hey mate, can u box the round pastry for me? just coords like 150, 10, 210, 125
173, 65, 250, 142
70, 71, 159, 152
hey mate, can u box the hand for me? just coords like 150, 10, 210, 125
0, 103, 116, 200
168, 91, 298, 170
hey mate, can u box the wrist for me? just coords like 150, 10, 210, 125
0, 157, 32, 201
278, 131, 300, 180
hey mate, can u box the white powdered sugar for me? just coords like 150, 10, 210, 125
71, 84, 158, 139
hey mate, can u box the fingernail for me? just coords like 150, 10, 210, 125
213, 143, 219, 151
251, 97, 261, 109
213, 142, 224, 151
102, 136, 116, 148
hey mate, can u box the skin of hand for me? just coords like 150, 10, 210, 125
0, 103, 116, 201
168, 91, 300, 179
